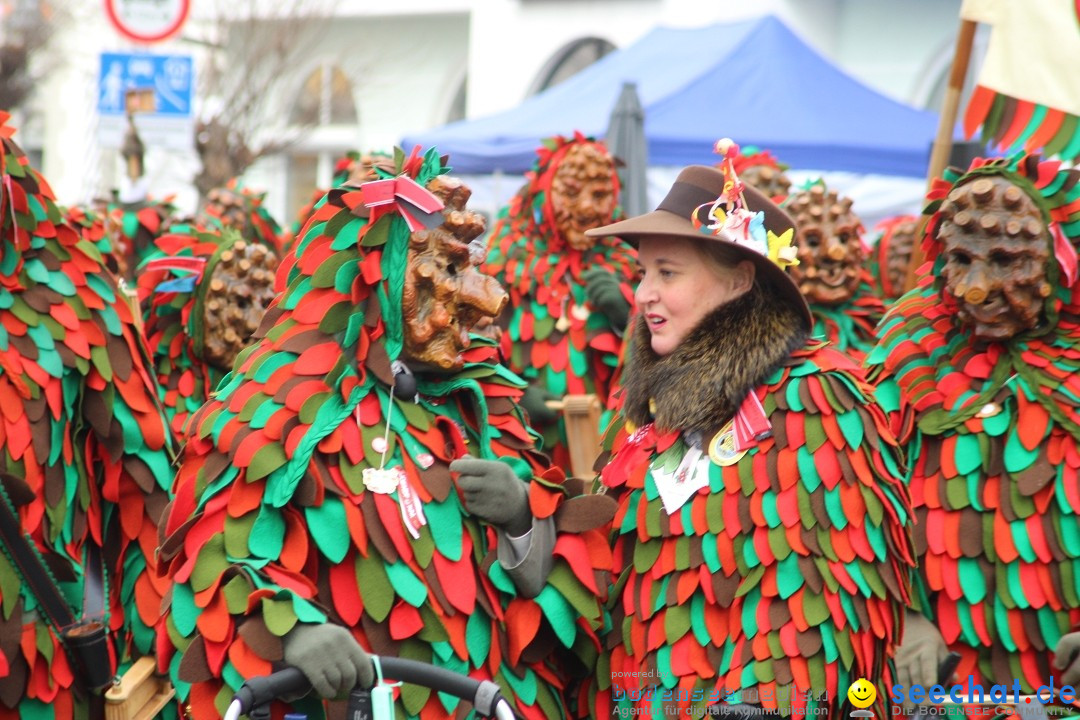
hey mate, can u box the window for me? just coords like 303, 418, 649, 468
527, 37, 616, 96
289, 64, 358, 126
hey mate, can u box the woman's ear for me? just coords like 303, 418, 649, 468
732, 260, 756, 296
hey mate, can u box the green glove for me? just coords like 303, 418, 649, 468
1055, 632, 1080, 685
895, 612, 950, 691
450, 455, 532, 536
582, 266, 631, 331
282, 623, 374, 699
519, 382, 559, 427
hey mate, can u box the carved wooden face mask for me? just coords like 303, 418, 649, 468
549, 144, 618, 251
202, 240, 279, 370
401, 176, 507, 370
938, 175, 1051, 341
786, 185, 866, 305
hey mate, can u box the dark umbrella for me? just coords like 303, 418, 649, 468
605, 81, 649, 218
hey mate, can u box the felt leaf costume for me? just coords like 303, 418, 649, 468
583, 159, 913, 718
594, 316, 914, 718
157, 148, 612, 720
0, 114, 176, 719
137, 225, 280, 435
868, 154, 1080, 696
481, 134, 636, 464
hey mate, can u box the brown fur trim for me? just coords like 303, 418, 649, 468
622, 283, 808, 435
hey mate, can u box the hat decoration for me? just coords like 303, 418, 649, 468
692, 138, 799, 269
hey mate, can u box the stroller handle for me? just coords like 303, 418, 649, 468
226, 656, 514, 720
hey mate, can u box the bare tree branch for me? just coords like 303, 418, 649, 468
0, 0, 70, 111
183, 0, 337, 200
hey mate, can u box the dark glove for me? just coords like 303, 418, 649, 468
1055, 632, 1080, 685
450, 455, 532, 536
896, 612, 950, 691
582, 266, 631, 331
519, 382, 559, 427
282, 623, 374, 699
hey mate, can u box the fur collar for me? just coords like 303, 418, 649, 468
622, 285, 808, 436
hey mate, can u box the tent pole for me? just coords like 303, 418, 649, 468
903, 18, 978, 294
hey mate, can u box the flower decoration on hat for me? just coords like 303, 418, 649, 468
693, 138, 799, 269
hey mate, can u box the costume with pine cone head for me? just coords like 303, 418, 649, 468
137, 224, 280, 434
481, 134, 637, 465
157, 147, 612, 720
0, 113, 175, 719
784, 181, 884, 360
868, 153, 1080, 695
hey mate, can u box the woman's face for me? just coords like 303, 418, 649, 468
634, 236, 754, 356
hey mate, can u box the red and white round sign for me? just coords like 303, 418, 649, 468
104, 0, 191, 44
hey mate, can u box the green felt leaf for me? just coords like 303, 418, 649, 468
306, 497, 349, 563
222, 575, 252, 614
360, 217, 390, 248
310, 249, 350, 289
261, 597, 298, 637
797, 447, 820, 492
355, 553, 394, 622
224, 512, 256, 559
465, 610, 491, 667
547, 564, 596, 630
423, 497, 463, 562
249, 504, 285, 560
1004, 427, 1040, 473
535, 584, 577, 647
776, 553, 802, 599
499, 663, 538, 707
385, 561, 428, 607
170, 582, 199, 636
191, 535, 229, 592
246, 442, 288, 482
836, 409, 864, 448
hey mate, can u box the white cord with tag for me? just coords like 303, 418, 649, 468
370, 656, 401, 720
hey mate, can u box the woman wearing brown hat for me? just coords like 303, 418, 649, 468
585, 146, 915, 718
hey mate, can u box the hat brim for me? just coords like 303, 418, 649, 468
589, 208, 813, 328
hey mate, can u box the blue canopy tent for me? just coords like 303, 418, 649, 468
401, 15, 941, 177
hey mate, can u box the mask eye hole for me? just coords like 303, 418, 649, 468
950, 250, 972, 266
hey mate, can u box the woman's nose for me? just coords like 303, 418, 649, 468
634, 274, 656, 305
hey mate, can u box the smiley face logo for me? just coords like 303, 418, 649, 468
847, 678, 877, 709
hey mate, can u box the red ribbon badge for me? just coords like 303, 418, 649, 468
360, 175, 445, 232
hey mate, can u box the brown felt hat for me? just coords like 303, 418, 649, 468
587, 165, 812, 328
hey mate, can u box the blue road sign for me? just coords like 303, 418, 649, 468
98, 52, 193, 117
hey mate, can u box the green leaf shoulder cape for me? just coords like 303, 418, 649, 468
156, 149, 613, 720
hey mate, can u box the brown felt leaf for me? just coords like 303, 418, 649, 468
0, 473, 34, 507
238, 617, 283, 661
1013, 451, 1055, 496
178, 635, 213, 683
106, 335, 134, 380
359, 496, 399, 563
